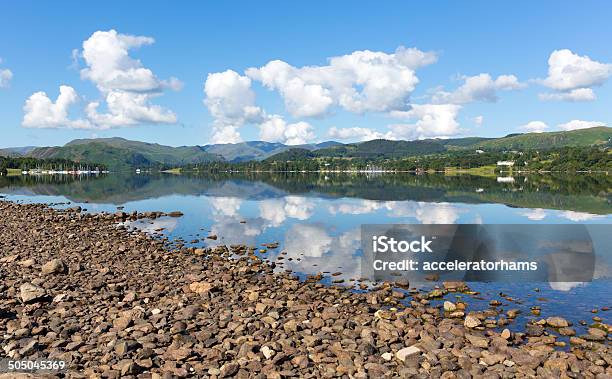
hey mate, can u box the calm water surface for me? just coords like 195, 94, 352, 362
1, 172, 610, 339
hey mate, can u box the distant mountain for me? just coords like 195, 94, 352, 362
201, 140, 343, 162
201, 141, 287, 162
26, 137, 221, 171
0, 146, 37, 157
265, 127, 612, 161
6, 138, 345, 169
311, 141, 344, 149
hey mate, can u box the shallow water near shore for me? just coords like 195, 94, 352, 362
1, 172, 610, 340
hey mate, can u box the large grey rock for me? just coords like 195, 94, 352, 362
20, 283, 46, 303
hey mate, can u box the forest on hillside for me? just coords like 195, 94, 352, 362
170, 146, 611, 173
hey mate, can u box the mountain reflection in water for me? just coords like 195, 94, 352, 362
1, 172, 610, 214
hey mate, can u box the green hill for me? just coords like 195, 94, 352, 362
264, 127, 612, 161
28, 138, 221, 171
310, 139, 447, 158
470, 127, 611, 150
438, 137, 494, 148
263, 148, 315, 162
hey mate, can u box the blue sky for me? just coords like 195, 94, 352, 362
1, 1, 611, 147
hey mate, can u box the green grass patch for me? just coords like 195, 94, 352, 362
160, 167, 183, 174
444, 165, 498, 177
6, 168, 23, 176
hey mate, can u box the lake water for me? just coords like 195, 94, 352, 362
1, 172, 610, 339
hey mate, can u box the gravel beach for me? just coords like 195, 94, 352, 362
0, 201, 610, 378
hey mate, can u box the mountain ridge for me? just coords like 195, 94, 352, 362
1, 127, 609, 170
265, 127, 610, 161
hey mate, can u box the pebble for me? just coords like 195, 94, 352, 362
41, 258, 66, 274
443, 301, 456, 312
395, 346, 421, 362
261, 346, 275, 359
464, 314, 481, 328
501, 328, 511, 339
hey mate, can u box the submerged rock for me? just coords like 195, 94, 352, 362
546, 316, 569, 328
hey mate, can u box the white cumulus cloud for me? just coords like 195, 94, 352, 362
0, 69, 12, 88
22, 29, 179, 130
538, 88, 596, 102
246, 46, 437, 117
0, 59, 12, 88
432, 73, 525, 104
201, 68, 317, 144
0, 57, 12, 88
328, 126, 392, 141
85, 91, 177, 129
22, 86, 92, 129
202, 46, 451, 143
283, 121, 315, 145
389, 103, 462, 139
557, 119, 606, 131
324, 103, 463, 141
539, 49, 612, 101
520, 121, 548, 133
258, 115, 314, 145
204, 69, 264, 143
80, 30, 181, 93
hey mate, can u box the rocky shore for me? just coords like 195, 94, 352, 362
0, 201, 610, 378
